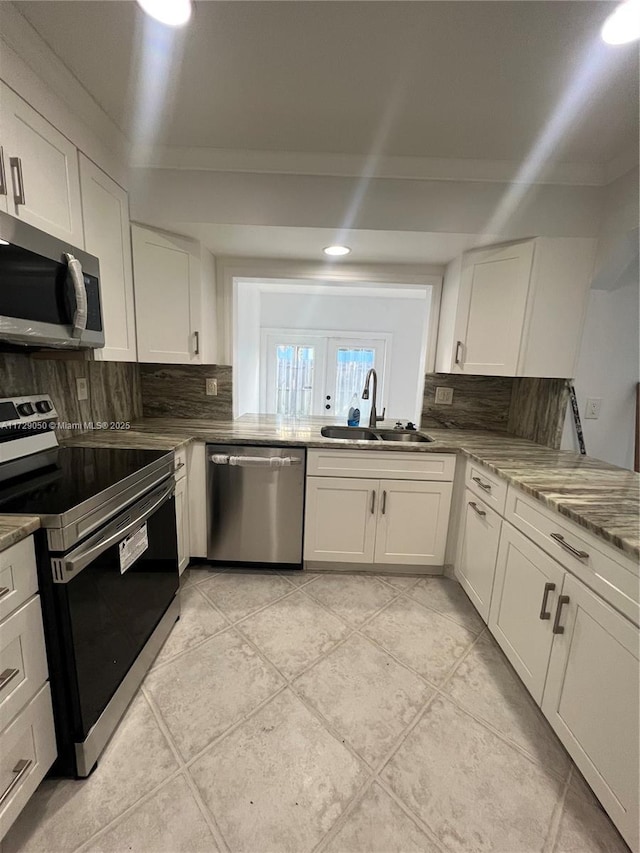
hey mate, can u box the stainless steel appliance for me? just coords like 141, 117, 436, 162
0, 211, 104, 349
207, 444, 305, 566
0, 396, 178, 777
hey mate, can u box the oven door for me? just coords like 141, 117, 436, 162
48, 478, 178, 768
0, 211, 103, 348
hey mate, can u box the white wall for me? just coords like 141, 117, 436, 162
235, 282, 432, 421
561, 168, 639, 470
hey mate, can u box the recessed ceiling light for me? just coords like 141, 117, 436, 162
323, 245, 351, 257
136, 0, 192, 27
601, 0, 640, 44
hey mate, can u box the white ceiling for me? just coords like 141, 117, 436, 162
15, 0, 639, 167
178, 223, 499, 265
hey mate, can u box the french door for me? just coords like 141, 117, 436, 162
261, 330, 389, 418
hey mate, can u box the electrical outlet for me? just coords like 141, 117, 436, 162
206, 378, 218, 396
76, 377, 88, 401
585, 397, 602, 419
434, 386, 454, 406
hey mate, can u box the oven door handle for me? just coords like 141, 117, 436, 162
55, 480, 175, 582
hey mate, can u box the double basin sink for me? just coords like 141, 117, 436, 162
320, 426, 433, 443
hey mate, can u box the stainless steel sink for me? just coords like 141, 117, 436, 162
376, 430, 433, 443
320, 426, 380, 441
320, 426, 434, 443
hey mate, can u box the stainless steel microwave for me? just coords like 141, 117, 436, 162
0, 211, 104, 349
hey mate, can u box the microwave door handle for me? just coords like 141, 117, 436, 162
57, 481, 175, 581
64, 253, 87, 338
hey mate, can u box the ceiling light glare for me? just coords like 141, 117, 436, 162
136, 0, 192, 27
601, 0, 640, 44
0, 239, 9, 246
323, 245, 351, 257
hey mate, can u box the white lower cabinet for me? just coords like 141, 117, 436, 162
304, 473, 452, 567
542, 574, 639, 852
175, 477, 190, 575
374, 480, 452, 565
489, 522, 564, 703
455, 489, 502, 622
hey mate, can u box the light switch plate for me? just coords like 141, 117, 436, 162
76, 377, 88, 401
206, 378, 218, 396
435, 386, 454, 405
584, 397, 602, 419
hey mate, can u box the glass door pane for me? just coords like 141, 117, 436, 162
326, 337, 388, 421
275, 344, 315, 417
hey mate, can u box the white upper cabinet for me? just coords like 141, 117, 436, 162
132, 224, 216, 364
436, 237, 596, 377
0, 83, 84, 247
79, 154, 136, 362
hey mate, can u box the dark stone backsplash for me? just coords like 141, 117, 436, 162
140, 364, 233, 419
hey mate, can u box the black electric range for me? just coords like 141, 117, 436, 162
0, 395, 181, 778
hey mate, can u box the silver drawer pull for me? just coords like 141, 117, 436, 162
468, 501, 486, 518
175, 461, 185, 471
0, 587, 10, 600
0, 759, 32, 807
381, 490, 387, 515
370, 490, 376, 515
9, 157, 26, 206
472, 476, 492, 493
550, 533, 589, 560
0, 668, 19, 693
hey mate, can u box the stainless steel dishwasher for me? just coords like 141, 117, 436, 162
206, 445, 306, 566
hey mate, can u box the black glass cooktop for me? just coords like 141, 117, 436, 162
0, 446, 171, 517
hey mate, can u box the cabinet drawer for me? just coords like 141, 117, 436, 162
0, 597, 48, 732
506, 487, 639, 626
174, 447, 188, 482
0, 683, 57, 841
307, 450, 455, 481
465, 460, 507, 515
456, 490, 502, 622
0, 539, 38, 624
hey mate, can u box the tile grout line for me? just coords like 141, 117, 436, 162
543, 764, 574, 853
140, 687, 233, 853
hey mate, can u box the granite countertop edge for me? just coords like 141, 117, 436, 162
52, 417, 640, 562
0, 516, 41, 553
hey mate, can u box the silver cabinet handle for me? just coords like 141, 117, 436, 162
0, 146, 7, 196
194, 330, 200, 355
0, 668, 19, 693
370, 490, 376, 514
0, 759, 32, 807
539, 582, 556, 620
552, 595, 570, 634
550, 533, 589, 561
381, 490, 387, 515
468, 501, 486, 518
174, 461, 185, 471
455, 340, 463, 365
0, 587, 10, 600
472, 476, 492, 493
9, 156, 25, 205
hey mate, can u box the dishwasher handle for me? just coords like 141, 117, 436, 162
209, 454, 302, 468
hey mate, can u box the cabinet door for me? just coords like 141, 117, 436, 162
132, 224, 202, 364
374, 480, 452, 566
489, 522, 564, 703
175, 476, 190, 575
453, 241, 534, 375
304, 477, 377, 563
1, 85, 83, 246
542, 574, 639, 852
79, 155, 136, 362
456, 490, 502, 622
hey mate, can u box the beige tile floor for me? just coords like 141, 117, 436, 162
4, 569, 631, 853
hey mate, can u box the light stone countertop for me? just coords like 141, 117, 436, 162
0, 515, 40, 553
62, 414, 640, 560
